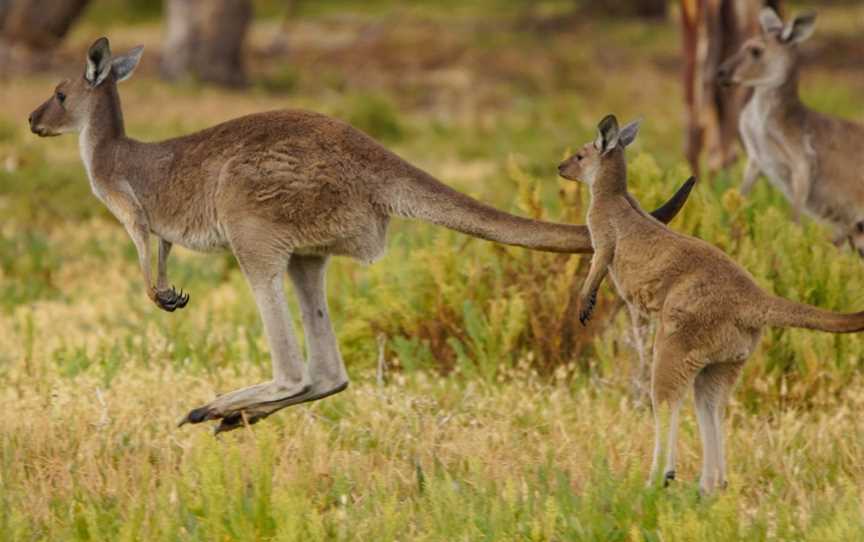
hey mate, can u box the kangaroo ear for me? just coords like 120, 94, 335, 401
112, 46, 144, 82
782, 12, 816, 44
759, 7, 784, 36
618, 119, 641, 148
594, 115, 620, 156
85, 37, 112, 87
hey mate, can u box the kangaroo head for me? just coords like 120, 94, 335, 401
29, 37, 143, 137
558, 115, 639, 185
717, 8, 816, 89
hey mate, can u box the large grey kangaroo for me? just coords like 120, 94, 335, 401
29, 38, 694, 433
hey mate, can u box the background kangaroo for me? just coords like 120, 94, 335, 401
559, 114, 864, 494
28, 38, 694, 433
718, 8, 864, 254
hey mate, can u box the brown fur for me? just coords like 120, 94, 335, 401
718, 8, 864, 255
28, 38, 695, 432
560, 114, 864, 494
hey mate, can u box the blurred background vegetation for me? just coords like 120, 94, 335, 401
1, 1, 864, 538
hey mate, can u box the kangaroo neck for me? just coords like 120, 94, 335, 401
79, 83, 127, 184
752, 68, 803, 118
589, 155, 628, 201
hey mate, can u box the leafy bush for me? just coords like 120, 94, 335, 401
341, 94, 405, 143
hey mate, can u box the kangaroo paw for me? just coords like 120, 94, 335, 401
154, 286, 190, 312
579, 291, 597, 326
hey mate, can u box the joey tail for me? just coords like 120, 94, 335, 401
756, 294, 864, 333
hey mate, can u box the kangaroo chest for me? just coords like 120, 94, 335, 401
608, 239, 666, 315
740, 102, 799, 199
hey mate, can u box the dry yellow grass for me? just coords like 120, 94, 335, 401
4, 361, 864, 539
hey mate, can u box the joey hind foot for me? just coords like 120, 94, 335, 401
663, 470, 676, 487
153, 286, 190, 312
578, 291, 597, 326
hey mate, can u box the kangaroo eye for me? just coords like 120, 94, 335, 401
749, 47, 762, 59
56, 91, 66, 104
576, 155, 583, 161
856, 222, 864, 234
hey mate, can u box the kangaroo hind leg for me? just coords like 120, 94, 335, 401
211, 254, 354, 431
648, 325, 705, 488
694, 361, 743, 495
180, 233, 314, 432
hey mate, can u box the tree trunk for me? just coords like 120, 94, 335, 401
162, 0, 252, 87
682, 0, 781, 177
0, 0, 90, 50
587, 0, 668, 18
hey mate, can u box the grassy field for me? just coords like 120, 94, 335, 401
2, 1, 864, 540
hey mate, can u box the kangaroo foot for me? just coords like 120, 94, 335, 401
663, 470, 676, 487
178, 379, 310, 428
211, 379, 349, 434
154, 286, 189, 312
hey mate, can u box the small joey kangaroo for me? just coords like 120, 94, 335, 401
719, 8, 864, 254
29, 38, 695, 433
559, 114, 864, 494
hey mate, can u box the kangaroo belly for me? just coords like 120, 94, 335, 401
152, 221, 228, 252
610, 271, 665, 315
610, 251, 668, 315
294, 214, 390, 263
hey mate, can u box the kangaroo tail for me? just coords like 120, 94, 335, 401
756, 294, 864, 333
380, 170, 695, 254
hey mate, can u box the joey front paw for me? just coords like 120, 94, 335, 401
578, 291, 597, 326
153, 286, 190, 312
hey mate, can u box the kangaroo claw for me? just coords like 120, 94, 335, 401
154, 285, 190, 312
579, 291, 597, 326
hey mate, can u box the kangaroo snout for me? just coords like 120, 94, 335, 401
716, 63, 735, 87
28, 107, 43, 135
28, 104, 55, 137
28, 111, 38, 134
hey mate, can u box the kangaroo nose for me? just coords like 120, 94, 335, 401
717, 66, 734, 87
28, 114, 32, 125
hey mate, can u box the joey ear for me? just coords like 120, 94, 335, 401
781, 12, 816, 44
112, 46, 144, 82
594, 114, 620, 156
759, 7, 784, 36
86, 37, 112, 87
618, 119, 641, 148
